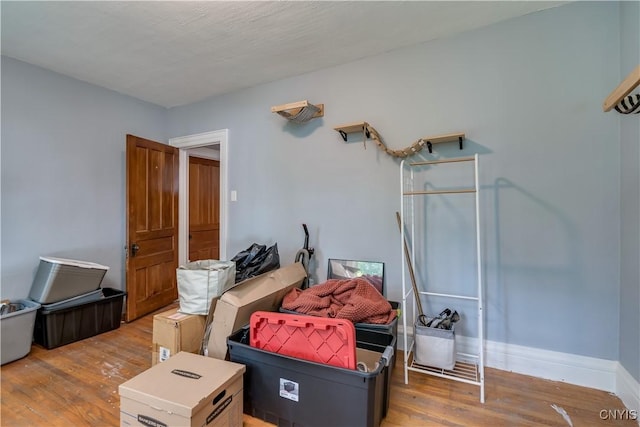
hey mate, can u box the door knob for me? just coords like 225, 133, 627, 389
131, 243, 140, 256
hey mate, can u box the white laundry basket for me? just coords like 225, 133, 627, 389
413, 318, 456, 370
177, 260, 236, 315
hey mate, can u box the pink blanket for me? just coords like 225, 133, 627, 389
282, 278, 397, 324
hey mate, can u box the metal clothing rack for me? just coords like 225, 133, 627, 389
399, 154, 485, 403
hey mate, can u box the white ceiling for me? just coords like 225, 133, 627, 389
1, 1, 567, 108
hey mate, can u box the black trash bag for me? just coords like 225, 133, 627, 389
232, 243, 267, 271
231, 243, 280, 283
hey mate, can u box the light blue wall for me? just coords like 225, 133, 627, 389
1, 57, 168, 298
1, 2, 631, 364
167, 1, 622, 359
618, 1, 640, 382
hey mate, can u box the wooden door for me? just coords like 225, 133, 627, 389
188, 156, 220, 261
125, 134, 179, 322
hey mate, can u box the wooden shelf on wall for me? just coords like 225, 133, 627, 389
420, 132, 465, 144
334, 121, 370, 141
421, 132, 465, 151
603, 64, 640, 112
271, 100, 324, 121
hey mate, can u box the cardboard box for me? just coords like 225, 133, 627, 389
206, 262, 306, 360
152, 308, 207, 365
119, 351, 245, 427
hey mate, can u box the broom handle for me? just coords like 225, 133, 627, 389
396, 212, 425, 317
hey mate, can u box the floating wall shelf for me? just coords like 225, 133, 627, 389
419, 132, 465, 152
334, 121, 370, 142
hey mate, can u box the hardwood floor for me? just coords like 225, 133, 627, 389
1, 304, 635, 426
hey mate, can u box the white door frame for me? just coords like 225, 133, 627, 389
169, 129, 229, 265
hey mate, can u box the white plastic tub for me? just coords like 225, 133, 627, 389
29, 256, 109, 304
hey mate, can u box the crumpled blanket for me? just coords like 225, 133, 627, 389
281, 278, 397, 324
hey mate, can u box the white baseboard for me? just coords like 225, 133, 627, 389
476, 337, 617, 392
398, 325, 633, 403
616, 363, 640, 424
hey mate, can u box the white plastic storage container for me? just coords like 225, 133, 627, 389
29, 257, 109, 304
1, 299, 41, 365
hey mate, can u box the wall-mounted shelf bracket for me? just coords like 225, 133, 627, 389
334, 122, 370, 142
421, 133, 465, 153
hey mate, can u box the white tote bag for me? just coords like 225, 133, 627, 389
176, 260, 236, 315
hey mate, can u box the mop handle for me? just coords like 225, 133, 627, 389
395, 212, 425, 317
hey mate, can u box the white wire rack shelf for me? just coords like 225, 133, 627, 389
399, 153, 485, 403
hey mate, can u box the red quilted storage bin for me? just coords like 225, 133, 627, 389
249, 311, 357, 369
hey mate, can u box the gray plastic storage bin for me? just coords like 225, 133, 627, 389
1, 299, 41, 365
37, 289, 104, 310
29, 256, 109, 304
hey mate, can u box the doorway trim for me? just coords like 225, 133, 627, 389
169, 129, 229, 265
